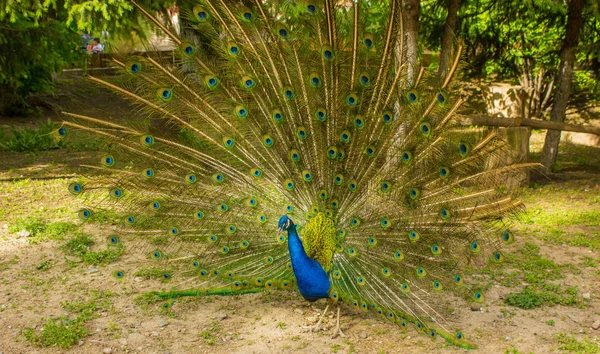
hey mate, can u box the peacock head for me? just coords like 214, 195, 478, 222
277, 215, 295, 234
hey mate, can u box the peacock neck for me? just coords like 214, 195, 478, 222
286, 226, 308, 263
285, 225, 331, 301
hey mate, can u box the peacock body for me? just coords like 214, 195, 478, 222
59, 0, 534, 348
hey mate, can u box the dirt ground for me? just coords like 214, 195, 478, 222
0, 79, 599, 354
0, 226, 597, 354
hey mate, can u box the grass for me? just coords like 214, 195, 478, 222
581, 256, 598, 268
478, 242, 583, 309
134, 292, 163, 307
8, 216, 47, 236
516, 176, 600, 250
504, 285, 579, 309
0, 119, 64, 152
553, 333, 600, 353
8, 217, 79, 244
198, 321, 222, 345
23, 290, 113, 349
23, 316, 88, 349
62, 232, 124, 265
61, 290, 114, 321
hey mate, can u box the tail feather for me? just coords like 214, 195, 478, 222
58, 0, 533, 348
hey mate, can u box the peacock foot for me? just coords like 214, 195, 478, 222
310, 304, 330, 333
311, 322, 323, 333
331, 306, 346, 338
331, 326, 346, 339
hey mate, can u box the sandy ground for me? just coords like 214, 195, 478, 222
0, 228, 598, 354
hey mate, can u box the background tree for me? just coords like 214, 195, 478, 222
438, 0, 462, 80
0, 0, 181, 115
541, 0, 585, 173
403, 0, 421, 87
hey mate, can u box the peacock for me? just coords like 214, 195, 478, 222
58, 0, 536, 348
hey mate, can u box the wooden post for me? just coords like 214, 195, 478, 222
505, 126, 531, 187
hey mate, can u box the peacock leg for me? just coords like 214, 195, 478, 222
331, 305, 346, 338
312, 303, 330, 332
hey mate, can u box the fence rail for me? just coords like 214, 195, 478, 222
460, 115, 600, 136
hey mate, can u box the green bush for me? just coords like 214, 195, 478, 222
0, 119, 64, 152
0, 17, 81, 115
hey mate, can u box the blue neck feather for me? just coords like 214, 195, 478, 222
286, 226, 331, 301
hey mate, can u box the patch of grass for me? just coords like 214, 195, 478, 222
9, 216, 47, 236
532, 229, 600, 250
344, 339, 356, 354
23, 290, 113, 349
30, 222, 78, 244
0, 119, 64, 152
62, 233, 124, 265
36, 260, 54, 271
198, 330, 214, 345
63, 232, 94, 254
43, 222, 78, 240
554, 333, 600, 353
482, 242, 576, 289
107, 321, 120, 339
521, 208, 600, 228
9, 217, 79, 245
504, 348, 533, 354
277, 321, 286, 329
61, 290, 113, 320
331, 344, 342, 353
81, 246, 124, 265
23, 316, 88, 349
198, 321, 221, 345
546, 319, 555, 326
505, 285, 579, 309
516, 175, 600, 250
581, 256, 598, 268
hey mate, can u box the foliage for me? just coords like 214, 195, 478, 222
23, 290, 113, 349
8, 216, 48, 236
0, 17, 80, 114
505, 284, 579, 309
419, 0, 599, 115
2, 0, 599, 115
0, 0, 179, 115
62, 232, 124, 265
0, 119, 64, 152
553, 333, 600, 353
8, 214, 78, 244
23, 316, 88, 349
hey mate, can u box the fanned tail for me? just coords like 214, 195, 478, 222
58, 1, 533, 348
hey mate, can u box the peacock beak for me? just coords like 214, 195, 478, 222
277, 226, 284, 235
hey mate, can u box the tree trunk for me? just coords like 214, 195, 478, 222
438, 0, 462, 81
541, 0, 584, 173
402, 0, 420, 87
